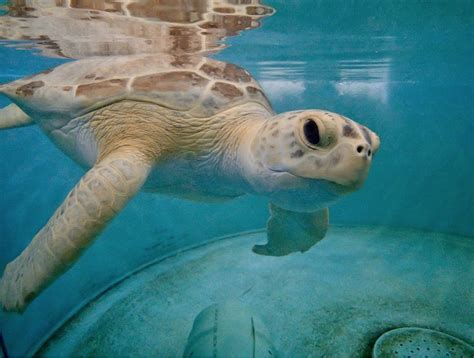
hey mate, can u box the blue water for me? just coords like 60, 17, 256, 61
0, 0, 473, 356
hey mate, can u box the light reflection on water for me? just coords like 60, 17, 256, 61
0, 0, 274, 59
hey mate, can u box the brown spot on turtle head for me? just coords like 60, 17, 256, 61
84, 73, 96, 79
343, 124, 360, 138
314, 158, 324, 167
291, 149, 304, 158
211, 82, 244, 100
359, 125, 372, 145
330, 152, 341, 166
16, 81, 44, 96
76, 78, 127, 98
62, 86, 72, 92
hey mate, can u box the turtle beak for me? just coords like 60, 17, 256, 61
371, 133, 380, 155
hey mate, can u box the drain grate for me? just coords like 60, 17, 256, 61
372, 327, 474, 358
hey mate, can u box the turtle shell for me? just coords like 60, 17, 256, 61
0, 54, 273, 119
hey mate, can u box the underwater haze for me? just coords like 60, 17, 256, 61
0, 0, 473, 356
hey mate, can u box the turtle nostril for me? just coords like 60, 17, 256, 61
357, 145, 364, 153
368, 149, 372, 156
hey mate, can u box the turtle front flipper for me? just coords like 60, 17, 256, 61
0, 149, 152, 313
253, 203, 329, 257
0, 104, 33, 129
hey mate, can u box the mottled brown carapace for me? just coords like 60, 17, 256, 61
0, 52, 272, 124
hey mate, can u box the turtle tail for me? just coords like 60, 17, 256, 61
0, 103, 34, 130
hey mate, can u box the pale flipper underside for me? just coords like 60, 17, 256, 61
253, 203, 329, 256
0, 104, 33, 129
0, 149, 152, 312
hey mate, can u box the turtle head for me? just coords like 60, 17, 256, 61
251, 110, 380, 199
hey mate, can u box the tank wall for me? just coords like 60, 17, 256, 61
0, 1, 473, 356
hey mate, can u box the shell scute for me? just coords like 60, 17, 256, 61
76, 78, 128, 99
200, 62, 251, 83
211, 82, 244, 100
132, 71, 209, 111
132, 71, 208, 92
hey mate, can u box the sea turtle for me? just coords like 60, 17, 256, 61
0, 53, 379, 312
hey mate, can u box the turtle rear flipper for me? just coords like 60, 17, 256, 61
0, 103, 33, 129
253, 204, 329, 257
0, 148, 152, 313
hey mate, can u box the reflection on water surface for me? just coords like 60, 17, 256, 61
0, 0, 274, 58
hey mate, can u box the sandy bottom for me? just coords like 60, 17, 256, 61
38, 227, 474, 357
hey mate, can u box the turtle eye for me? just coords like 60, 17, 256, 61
303, 119, 320, 146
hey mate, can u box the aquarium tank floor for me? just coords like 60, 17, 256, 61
36, 227, 473, 357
